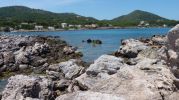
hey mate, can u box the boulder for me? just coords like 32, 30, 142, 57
55, 91, 124, 100
118, 39, 148, 58
1, 75, 53, 100
86, 55, 124, 76
31, 42, 49, 55
76, 54, 178, 100
14, 47, 30, 64
63, 46, 77, 55
151, 35, 167, 45
3, 51, 15, 64
48, 59, 84, 79
76, 55, 126, 88
166, 24, 179, 78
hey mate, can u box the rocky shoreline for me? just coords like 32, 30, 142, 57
1, 25, 179, 100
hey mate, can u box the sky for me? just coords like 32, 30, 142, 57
0, 0, 179, 20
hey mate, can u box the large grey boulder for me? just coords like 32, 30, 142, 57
76, 55, 126, 88
76, 54, 178, 100
118, 39, 149, 58
1, 75, 52, 100
55, 91, 124, 100
166, 24, 179, 78
86, 55, 124, 76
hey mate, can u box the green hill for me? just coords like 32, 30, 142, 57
0, 6, 98, 27
0, 6, 178, 28
111, 10, 178, 27
112, 10, 167, 22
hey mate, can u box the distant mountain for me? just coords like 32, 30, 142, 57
110, 10, 179, 27
0, 6, 178, 28
0, 6, 98, 27
112, 10, 168, 22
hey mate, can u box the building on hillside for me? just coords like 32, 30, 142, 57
85, 24, 98, 28
48, 26, 55, 31
61, 23, 68, 28
35, 25, 43, 30
138, 21, 150, 27
163, 24, 167, 28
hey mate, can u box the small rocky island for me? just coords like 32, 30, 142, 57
1, 24, 179, 100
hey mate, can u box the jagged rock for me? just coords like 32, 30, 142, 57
55, 91, 124, 100
48, 59, 84, 79
166, 24, 179, 78
86, 55, 124, 76
1, 75, 52, 100
151, 35, 167, 45
118, 39, 148, 58
63, 46, 77, 55
14, 47, 30, 64
76, 55, 126, 88
31, 42, 49, 55
76, 54, 178, 100
46, 70, 63, 80
3, 51, 15, 64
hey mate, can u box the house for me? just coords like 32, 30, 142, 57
48, 26, 55, 31
69, 25, 75, 28
61, 23, 68, 28
85, 24, 98, 28
35, 25, 43, 30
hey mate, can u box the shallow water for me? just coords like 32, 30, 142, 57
4, 28, 170, 62
0, 79, 8, 92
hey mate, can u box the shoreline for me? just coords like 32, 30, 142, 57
1, 26, 171, 33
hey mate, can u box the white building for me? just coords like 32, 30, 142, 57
61, 23, 68, 28
35, 25, 43, 30
48, 26, 55, 31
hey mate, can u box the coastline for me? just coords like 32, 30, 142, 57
4, 26, 172, 33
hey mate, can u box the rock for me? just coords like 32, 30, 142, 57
19, 64, 29, 70
76, 53, 178, 100
46, 70, 63, 80
33, 63, 49, 74
86, 55, 124, 76
1, 75, 52, 100
63, 46, 76, 55
166, 24, 179, 78
118, 39, 148, 58
31, 42, 49, 55
76, 55, 126, 88
55, 91, 124, 100
59, 59, 84, 79
55, 79, 71, 91
87, 39, 92, 43
0, 92, 2, 100
151, 35, 167, 45
14, 47, 30, 64
48, 59, 84, 79
3, 52, 15, 64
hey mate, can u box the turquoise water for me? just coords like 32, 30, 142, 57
5, 28, 170, 62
